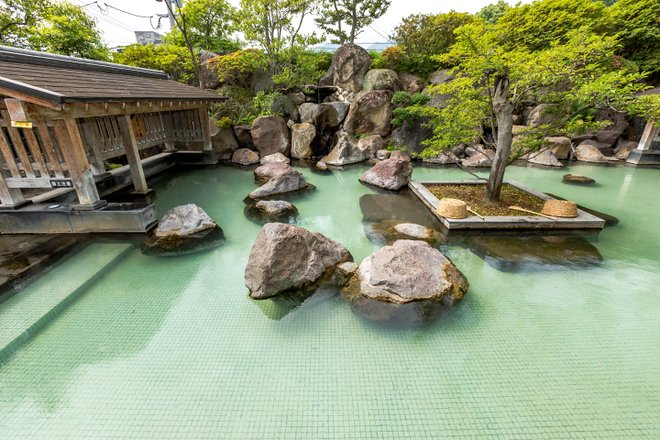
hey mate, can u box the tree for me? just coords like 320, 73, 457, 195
419, 22, 657, 202
608, 0, 660, 75
164, 0, 240, 53
113, 44, 196, 83
237, 0, 320, 89
314, 0, 390, 44
29, 1, 108, 60
0, 0, 49, 47
476, 1, 510, 24
390, 11, 475, 76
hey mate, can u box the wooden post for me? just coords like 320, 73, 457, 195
637, 120, 658, 151
0, 172, 26, 207
53, 119, 102, 208
198, 107, 212, 151
118, 114, 149, 194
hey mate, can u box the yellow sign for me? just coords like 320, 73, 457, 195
10, 121, 33, 129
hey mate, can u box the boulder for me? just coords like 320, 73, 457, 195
233, 125, 254, 149
211, 126, 239, 160
316, 102, 350, 128
199, 51, 220, 89
287, 91, 305, 106
342, 240, 468, 325
321, 131, 366, 166
363, 69, 401, 92
142, 204, 224, 256
344, 90, 393, 137
376, 149, 391, 160
359, 157, 413, 191
614, 139, 638, 160
528, 149, 563, 167
364, 220, 442, 246
254, 162, 295, 183
357, 135, 384, 159
299, 103, 319, 124
390, 117, 434, 156
394, 223, 441, 241
251, 116, 290, 157
389, 150, 412, 161
247, 200, 298, 222
575, 142, 616, 163
398, 72, 424, 93
260, 152, 290, 165
527, 103, 556, 127
423, 153, 459, 165
316, 161, 328, 171
594, 108, 629, 148
563, 174, 596, 185
232, 148, 260, 166
245, 223, 353, 299
544, 136, 572, 160
428, 69, 455, 85
249, 170, 309, 199
271, 94, 299, 121
291, 122, 316, 160
462, 152, 492, 167
331, 43, 372, 93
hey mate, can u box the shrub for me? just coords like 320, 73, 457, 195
113, 44, 195, 83
208, 49, 268, 88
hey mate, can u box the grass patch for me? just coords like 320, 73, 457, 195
425, 183, 545, 216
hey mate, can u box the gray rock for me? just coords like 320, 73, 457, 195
316, 102, 350, 128
254, 162, 295, 183
563, 174, 596, 185
251, 69, 274, 93
271, 94, 299, 121
232, 148, 260, 166
393, 223, 441, 241
428, 69, 455, 85
321, 131, 366, 165
211, 126, 239, 160
545, 136, 572, 160
142, 204, 225, 256
253, 200, 297, 218
575, 142, 617, 163
342, 240, 468, 324
376, 149, 391, 160
249, 171, 309, 199
332, 43, 372, 93
198, 51, 220, 89
245, 223, 353, 299
594, 108, 629, 148
462, 153, 492, 167
299, 103, 319, 124
260, 152, 290, 165
614, 139, 638, 160
287, 91, 305, 106
389, 150, 412, 161
359, 157, 413, 191
316, 161, 328, 171
390, 117, 433, 155
398, 72, 424, 93
528, 149, 564, 167
251, 116, 290, 157
363, 69, 401, 92
527, 103, 556, 127
423, 153, 459, 165
291, 122, 316, 160
233, 125, 254, 149
357, 135, 384, 159
344, 90, 393, 136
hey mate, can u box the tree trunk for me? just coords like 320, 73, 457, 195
486, 73, 513, 203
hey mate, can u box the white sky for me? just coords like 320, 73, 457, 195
69, 0, 530, 49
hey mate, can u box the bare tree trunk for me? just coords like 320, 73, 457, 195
164, 1, 203, 88
486, 73, 513, 203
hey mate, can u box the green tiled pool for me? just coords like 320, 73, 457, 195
0, 163, 659, 438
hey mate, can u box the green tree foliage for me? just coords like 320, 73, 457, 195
476, 0, 510, 24
314, 0, 390, 44
495, 0, 609, 51
208, 49, 269, 88
237, 0, 321, 89
608, 0, 660, 74
418, 22, 657, 201
29, 1, 108, 60
0, 0, 49, 47
113, 44, 196, 83
390, 11, 475, 76
164, 0, 240, 53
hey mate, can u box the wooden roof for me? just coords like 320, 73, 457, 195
0, 46, 222, 106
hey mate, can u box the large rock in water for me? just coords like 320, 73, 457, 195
545, 136, 572, 160
249, 170, 309, 199
246, 200, 298, 223
528, 149, 563, 167
343, 90, 393, 136
251, 116, 290, 157
232, 148, 259, 166
210, 126, 239, 160
291, 122, 316, 159
359, 158, 413, 191
575, 142, 616, 163
342, 240, 468, 325
254, 162, 295, 183
362, 69, 401, 92
390, 116, 433, 155
332, 43, 372, 93
321, 131, 365, 166
142, 204, 225, 256
245, 223, 353, 299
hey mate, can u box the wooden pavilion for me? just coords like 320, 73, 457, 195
0, 46, 223, 233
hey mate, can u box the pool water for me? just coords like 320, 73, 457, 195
0, 163, 659, 439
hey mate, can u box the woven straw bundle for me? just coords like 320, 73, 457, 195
436, 198, 468, 219
541, 200, 578, 218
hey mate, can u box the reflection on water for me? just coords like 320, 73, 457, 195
252, 289, 337, 321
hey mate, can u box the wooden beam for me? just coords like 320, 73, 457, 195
0, 172, 26, 206
4, 98, 29, 122
23, 100, 217, 120
0, 86, 63, 111
53, 119, 101, 206
117, 114, 149, 193
0, 126, 21, 178
198, 107, 212, 151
